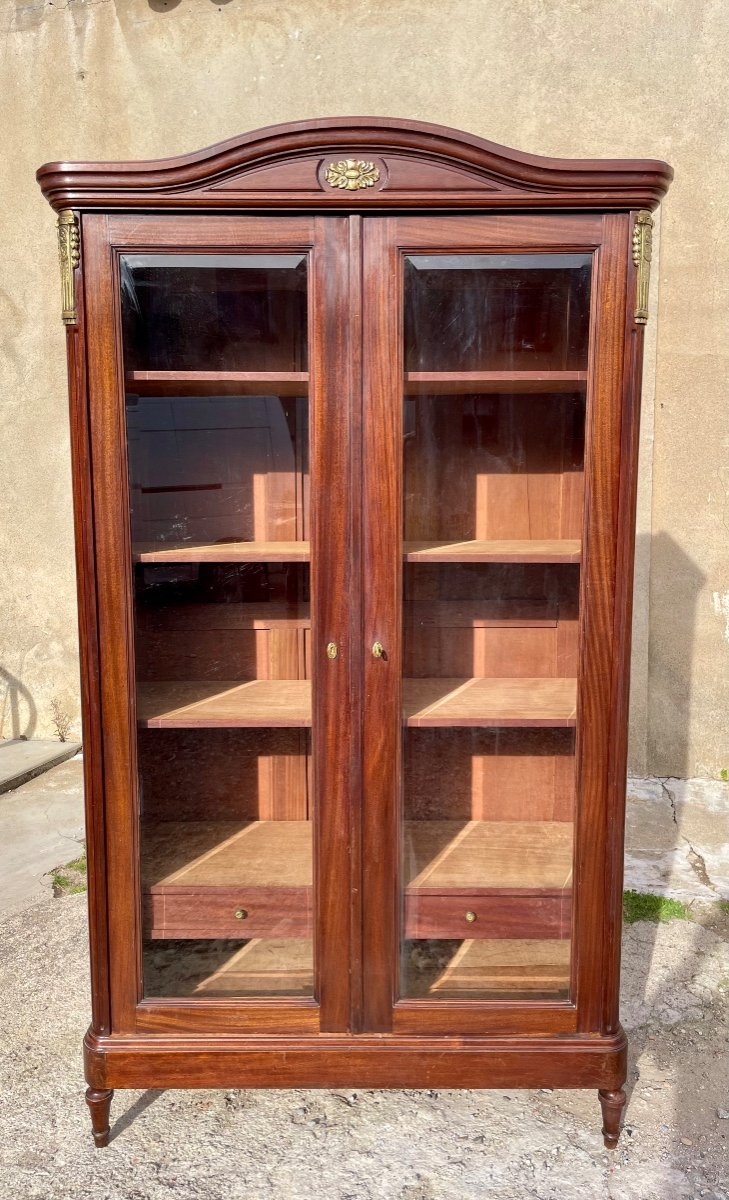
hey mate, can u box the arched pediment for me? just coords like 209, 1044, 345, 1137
37, 116, 672, 212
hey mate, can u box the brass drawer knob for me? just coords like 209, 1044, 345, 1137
372, 640, 385, 659
234, 908, 248, 920
465, 910, 477, 923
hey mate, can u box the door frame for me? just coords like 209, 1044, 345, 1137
81, 212, 356, 1036
360, 212, 631, 1036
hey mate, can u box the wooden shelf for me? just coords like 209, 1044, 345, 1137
133, 540, 311, 563
143, 821, 312, 890
404, 539, 581, 564
143, 819, 572, 892
144, 939, 315, 998
404, 371, 587, 395
137, 680, 311, 728
412, 939, 570, 997
137, 677, 577, 729
145, 936, 569, 998
134, 539, 580, 565
405, 821, 573, 891
404, 677, 577, 728
126, 370, 309, 397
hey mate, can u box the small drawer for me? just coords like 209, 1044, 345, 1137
404, 891, 572, 940
144, 886, 312, 940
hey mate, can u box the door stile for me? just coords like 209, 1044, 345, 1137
345, 215, 366, 1034
361, 219, 403, 1032
571, 213, 630, 1032
310, 216, 356, 1031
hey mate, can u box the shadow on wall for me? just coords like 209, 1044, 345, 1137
147, 0, 236, 10
0, 666, 37, 740
641, 530, 706, 780
624, 533, 723, 1177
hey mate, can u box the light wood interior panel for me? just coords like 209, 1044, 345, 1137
403, 394, 585, 543
138, 729, 310, 821
403, 564, 580, 684
404, 728, 575, 821
127, 395, 308, 549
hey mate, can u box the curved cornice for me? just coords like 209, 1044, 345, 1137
37, 116, 673, 212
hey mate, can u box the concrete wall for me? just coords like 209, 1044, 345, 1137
1, 0, 727, 777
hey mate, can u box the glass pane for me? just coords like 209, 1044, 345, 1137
400, 252, 591, 1001
120, 254, 313, 999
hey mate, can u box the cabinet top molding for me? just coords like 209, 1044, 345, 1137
37, 116, 672, 213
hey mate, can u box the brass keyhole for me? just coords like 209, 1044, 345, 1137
372, 641, 386, 659
326, 642, 338, 660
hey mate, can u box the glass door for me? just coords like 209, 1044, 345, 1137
361, 214, 625, 1034
122, 251, 315, 1000
400, 249, 587, 1003
85, 215, 352, 1033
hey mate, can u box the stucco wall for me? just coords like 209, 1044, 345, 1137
0, 0, 727, 777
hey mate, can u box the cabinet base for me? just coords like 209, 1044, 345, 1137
84, 1027, 627, 1143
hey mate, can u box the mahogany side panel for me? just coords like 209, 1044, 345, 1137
68, 256, 111, 1036
601, 213, 649, 1034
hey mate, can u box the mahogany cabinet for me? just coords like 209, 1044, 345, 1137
37, 118, 672, 1149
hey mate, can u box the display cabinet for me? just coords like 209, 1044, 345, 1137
37, 118, 672, 1148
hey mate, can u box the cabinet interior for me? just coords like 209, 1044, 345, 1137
120, 246, 587, 1004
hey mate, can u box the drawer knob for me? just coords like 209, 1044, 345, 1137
234, 908, 248, 920
465, 910, 477, 923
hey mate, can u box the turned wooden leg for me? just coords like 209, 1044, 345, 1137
599, 1087, 626, 1149
85, 1087, 113, 1148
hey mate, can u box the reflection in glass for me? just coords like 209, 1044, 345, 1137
122, 254, 308, 372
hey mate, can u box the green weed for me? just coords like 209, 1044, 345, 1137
623, 890, 692, 924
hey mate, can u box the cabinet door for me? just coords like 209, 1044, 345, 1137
361, 215, 630, 1034
83, 214, 353, 1034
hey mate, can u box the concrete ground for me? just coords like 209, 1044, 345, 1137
0, 739, 81, 796
0, 754, 85, 913
0, 760, 727, 1199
